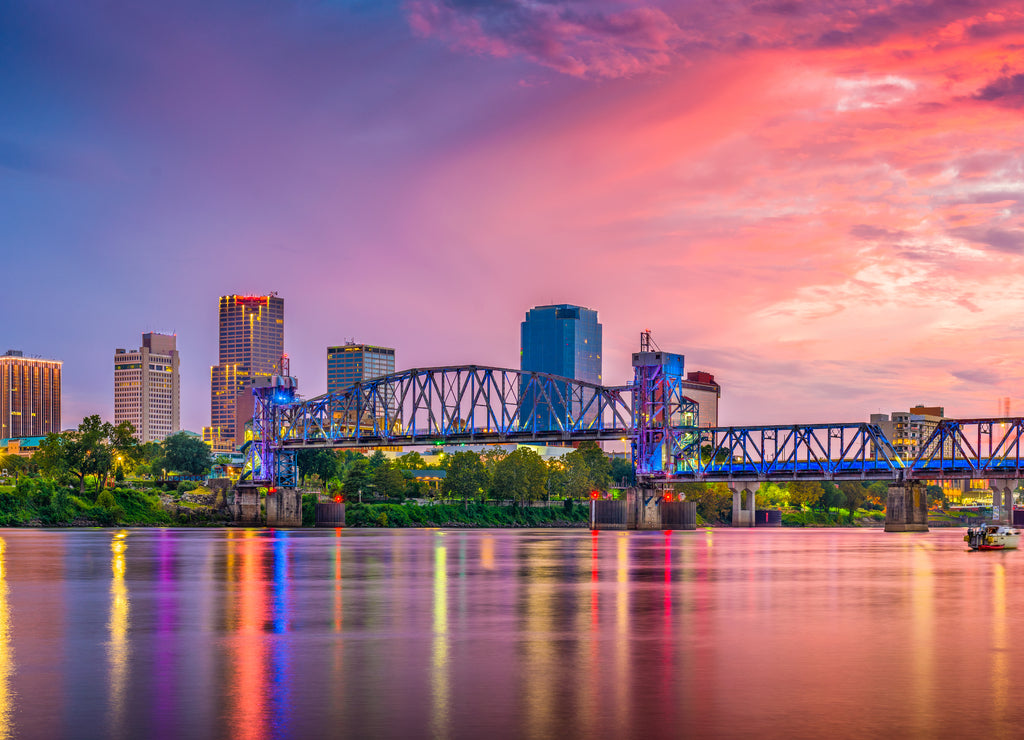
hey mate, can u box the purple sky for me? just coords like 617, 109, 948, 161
4, 0, 1024, 432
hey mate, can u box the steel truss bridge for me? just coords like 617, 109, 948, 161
244, 357, 1024, 489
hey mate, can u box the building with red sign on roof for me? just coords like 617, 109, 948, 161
203, 293, 284, 453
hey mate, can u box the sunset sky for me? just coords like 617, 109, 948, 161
4, 0, 1024, 432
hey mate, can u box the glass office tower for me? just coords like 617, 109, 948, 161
520, 304, 602, 430
204, 293, 284, 452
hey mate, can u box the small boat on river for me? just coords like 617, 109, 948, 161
965, 524, 1021, 551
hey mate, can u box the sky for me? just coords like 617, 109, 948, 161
3, 0, 1024, 431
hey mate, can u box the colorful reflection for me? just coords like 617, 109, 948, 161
108, 531, 129, 737
430, 538, 449, 739
0, 538, 12, 740
271, 532, 292, 735
227, 531, 268, 740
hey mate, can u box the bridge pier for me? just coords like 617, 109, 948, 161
992, 480, 1018, 524
731, 487, 756, 527
266, 488, 303, 527
884, 482, 928, 532
590, 489, 696, 530
232, 484, 263, 525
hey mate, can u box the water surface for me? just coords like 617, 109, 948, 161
0, 527, 1019, 739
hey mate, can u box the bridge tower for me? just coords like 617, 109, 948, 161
620, 332, 700, 530
241, 356, 301, 526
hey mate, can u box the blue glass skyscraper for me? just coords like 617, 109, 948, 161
520, 304, 602, 430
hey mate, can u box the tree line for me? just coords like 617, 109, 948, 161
298, 441, 636, 505
0, 415, 213, 495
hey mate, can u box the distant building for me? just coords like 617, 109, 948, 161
681, 371, 720, 428
521, 304, 602, 383
327, 343, 395, 393
327, 343, 396, 432
114, 333, 180, 443
203, 294, 284, 453
0, 350, 61, 438
520, 304, 602, 429
871, 405, 945, 462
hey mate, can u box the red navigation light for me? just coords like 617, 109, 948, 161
590, 490, 600, 500
333, 495, 343, 504
268, 486, 277, 494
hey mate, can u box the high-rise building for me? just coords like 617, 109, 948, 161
327, 343, 396, 431
113, 333, 180, 443
520, 304, 602, 429
0, 350, 61, 438
327, 343, 396, 393
204, 293, 284, 453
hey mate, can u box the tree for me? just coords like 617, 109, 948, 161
839, 482, 867, 523
373, 462, 408, 499
297, 449, 338, 491
0, 454, 27, 484
443, 451, 488, 503
925, 484, 946, 510
342, 457, 371, 501
160, 432, 213, 476
676, 482, 732, 523
395, 452, 426, 470
575, 441, 612, 490
367, 450, 388, 471
492, 447, 547, 505
609, 455, 635, 487
788, 481, 824, 510
34, 415, 138, 495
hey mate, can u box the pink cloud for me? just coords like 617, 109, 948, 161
405, 1, 683, 78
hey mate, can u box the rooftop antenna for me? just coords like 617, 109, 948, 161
640, 329, 660, 352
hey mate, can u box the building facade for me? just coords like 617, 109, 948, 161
204, 294, 284, 453
327, 343, 396, 432
113, 333, 180, 443
0, 350, 61, 439
681, 370, 721, 428
520, 304, 602, 429
327, 343, 396, 393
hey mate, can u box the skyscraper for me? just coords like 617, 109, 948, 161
0, 350, 61, 438
113, 333, 180, 443
327, 343, 396, 393
204, 293, 284, 452
520, 304, 602, 429
327, 343, 396, 431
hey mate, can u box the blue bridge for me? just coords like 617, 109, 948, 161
243, 335, 1024, 530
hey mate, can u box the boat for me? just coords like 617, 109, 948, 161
965, 524, 1021, 551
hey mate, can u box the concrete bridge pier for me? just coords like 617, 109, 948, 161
630, 488, 663, 530
884, 482, 928, 532
232, 484, 263, 525
731, 486, 756, 527
992, 480, 1019, 524
266, 488, 303, 527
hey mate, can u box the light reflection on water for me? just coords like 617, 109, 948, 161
0, 528, 1023, 738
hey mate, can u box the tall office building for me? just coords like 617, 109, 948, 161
204, 293, 284, 453
0, 350, 61, 438
113, 333, 180, 443
327, 343, 396, 431
327, 343, 396, 393
520, 304, 602, 429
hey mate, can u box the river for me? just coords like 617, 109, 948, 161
0, 527, 1019, 739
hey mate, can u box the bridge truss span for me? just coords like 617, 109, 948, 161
911, 418, 1024, 480
278, 365, 638, 448
670, 422, 905, 483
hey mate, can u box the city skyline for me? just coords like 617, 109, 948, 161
5, 1, 1023, 432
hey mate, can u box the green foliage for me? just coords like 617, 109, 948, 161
160, 432, 212, 476
342, 457, 371, 499
492, 447, 547, 504
344, 501, 589, 528
302, 493, 317, 527
296, 449, 339, 489
675, 482, 732, 523
443, 450, 489, 502
0, 479, 170, 526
